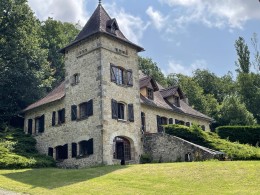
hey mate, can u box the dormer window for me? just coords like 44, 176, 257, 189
147, 88, 154, 100
107, 19, 119, 34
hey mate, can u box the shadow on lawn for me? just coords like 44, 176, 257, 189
2, 165, 127, 189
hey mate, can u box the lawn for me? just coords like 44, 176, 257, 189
0, 161, 259, 195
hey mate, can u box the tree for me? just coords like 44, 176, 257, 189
41, 18, 80, 87
218, 95, 256, 126
0, 0, 54, 122
235, 37, 250, 73
138, 57, 167, 86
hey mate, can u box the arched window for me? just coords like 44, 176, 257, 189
113, 137, 131, 161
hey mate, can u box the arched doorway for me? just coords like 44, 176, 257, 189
113, 136, 131, 161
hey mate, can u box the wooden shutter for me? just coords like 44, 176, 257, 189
110, 64, 116, 82
71, 105, 77, 121
169, 118, 173, 124
87, 138, 94, 155
87, 99, 93, 116
61, 108, 65, 123
141, 112, 146, 131
127, 69, 133, 86
48, 147, 53, 157
63, 144, 68, 159
52, 111, 56, 126
128, 104, 134, 122
72, 143, 77, 158
39, 115, 45, 133
157, 115, 162, 132
28, 119, 32, 134
111, 99, 118, 119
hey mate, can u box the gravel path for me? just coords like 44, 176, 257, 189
0, 188, 21, 195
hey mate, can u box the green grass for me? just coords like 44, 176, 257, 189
0, 161, 259, 194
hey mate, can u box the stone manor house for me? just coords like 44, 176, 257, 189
23, 3, 215, 167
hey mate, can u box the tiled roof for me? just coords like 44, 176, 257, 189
22, 81, 65, 112
60, 4, 144, 53
139, 76, 159, 91
140, 76, 213, 121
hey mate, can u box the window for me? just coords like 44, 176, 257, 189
110, 64, 133, 87
201, 125, 206, 131
169, 118, 173, 124
56, 144, 68, 160
113, 137, 131, 161
147, 88, 154, 100
48, 147, 53, 157
35, 115, 44, 133
72, 73, 80, 85
28, 119, 32, 134
118, 103, 125, 120
161, 117, 168, 125
111, 99, 134, 122
71, 105, 77, 121
79, 138, 94, 157
52, 111, 56, 126
175, 119, 184, 125
186, 122, 191, 127
58, 108, 65, 124
141, 112, 146, 132
72, 143, 77, 158
79, 99, 93, 119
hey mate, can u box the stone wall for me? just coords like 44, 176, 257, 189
100, 35, 142, 164
141, 104, 211, 132
143, 133, 220, 162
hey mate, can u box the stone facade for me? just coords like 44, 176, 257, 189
23, 4, 214, 168
141, 104, 211, 132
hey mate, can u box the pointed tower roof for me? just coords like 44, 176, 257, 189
60, 4, 144, 53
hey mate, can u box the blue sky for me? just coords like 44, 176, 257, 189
28, 0, 260, 77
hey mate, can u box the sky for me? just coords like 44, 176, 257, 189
28, 0, 260, 77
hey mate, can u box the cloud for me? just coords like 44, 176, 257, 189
159, 0, 260, 30
146, 6, 167, 30
28, 0, 88, 25
163, 59, 207, 76
104, 3, 149, 44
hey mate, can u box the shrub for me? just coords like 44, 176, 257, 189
216, 126, 260, 146
0, 126, 55, 169
140, 154, 152, 164
165, 124, 260, 160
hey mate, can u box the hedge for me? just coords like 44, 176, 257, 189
216, 126, 260, 146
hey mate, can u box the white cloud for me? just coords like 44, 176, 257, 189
28, 0, 88, 25
104, 3, 149, 44
159, 0, 260, 30
163, 59, 207, 76
146, 6, 167, 30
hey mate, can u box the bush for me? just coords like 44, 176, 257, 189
165, 124, 260, 160
0, 126, 55, 169
140, 154, 152, 164
216, 126, 260, 146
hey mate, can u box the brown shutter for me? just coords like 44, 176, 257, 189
111, 99, 118, 119
39, 115, 45, 133
169, 118, 173, 124
127, 69, 133, 86
87, 99, 93, 116
61, 108, 65, 123
110, 64, 116, 82
157, 115, 162, 132
87, 138, 94, 155
28, 119, 33, 134
71, 105, 77, 121
128, 104, 134, 122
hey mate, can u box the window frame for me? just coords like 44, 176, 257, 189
147, 88, 154, 100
